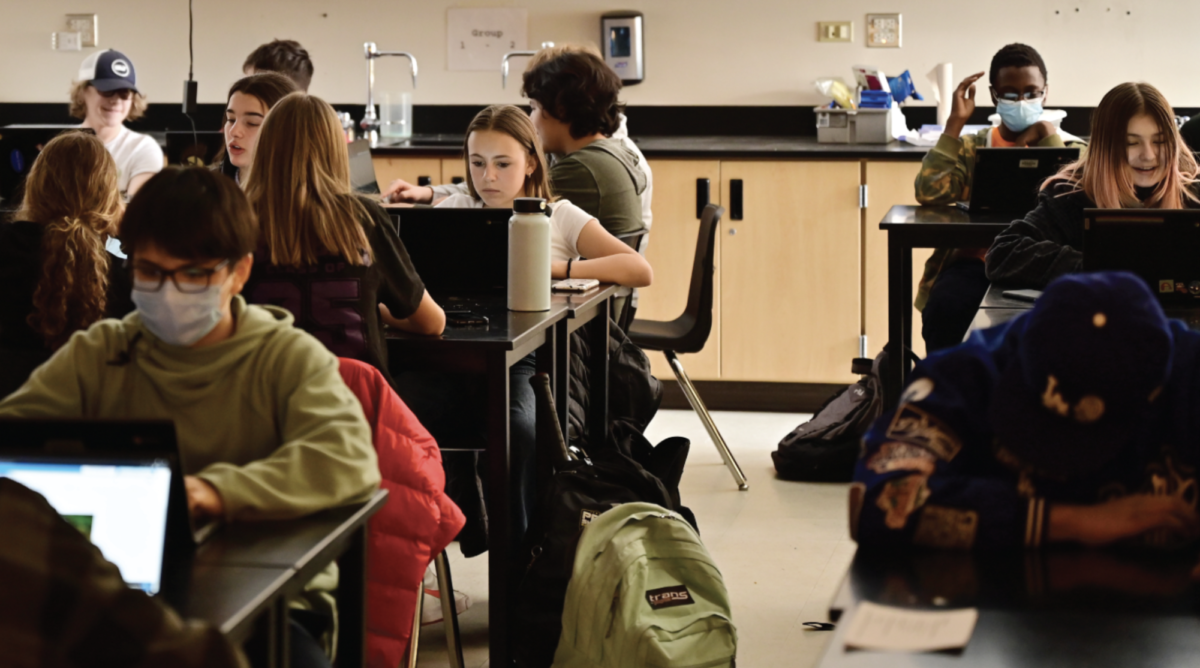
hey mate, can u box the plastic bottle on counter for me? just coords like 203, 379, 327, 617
508, 197, 551, 312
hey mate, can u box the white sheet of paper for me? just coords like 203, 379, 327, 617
446, 7, 528, 71
843, 601, 978, 653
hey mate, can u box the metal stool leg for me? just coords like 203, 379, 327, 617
665, 350, 749, 491
435, 551, 465, 668
407, 568, 424, 668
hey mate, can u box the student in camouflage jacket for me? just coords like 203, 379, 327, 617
914, 44, 1085, 351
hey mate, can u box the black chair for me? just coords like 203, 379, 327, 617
627, 204, 748, 490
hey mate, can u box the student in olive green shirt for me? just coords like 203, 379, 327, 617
522, 49, 648, 242
0, 167, 378, 665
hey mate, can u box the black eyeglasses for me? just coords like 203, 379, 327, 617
98, 88, 134, 100
993, 89, 1046, 102
130, 260, 230, 293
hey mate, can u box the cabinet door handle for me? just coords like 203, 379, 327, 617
730, 179, 744, 221
695, 178, 711, 219
417, 176, 432, 186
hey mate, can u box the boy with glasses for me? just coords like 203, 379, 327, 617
913, 44, 1085, 352
0, 167, 378, 664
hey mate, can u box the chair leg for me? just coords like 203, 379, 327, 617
435, 551, 465, 668
407, 567, 424, 668
665, 350, 749, 491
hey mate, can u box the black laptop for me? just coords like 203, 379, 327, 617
1082, 208, 1200, 308
395, 208, 510, 298
0, 125, 93, 208
957, 147, 1080, 213
165, 130, 224, 167
0, 419, 209, 605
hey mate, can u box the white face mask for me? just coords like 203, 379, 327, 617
131, 278, 226, 346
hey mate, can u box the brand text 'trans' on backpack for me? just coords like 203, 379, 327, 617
552, 503, 737, 668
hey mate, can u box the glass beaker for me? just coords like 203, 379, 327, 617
380, 92, 412, 139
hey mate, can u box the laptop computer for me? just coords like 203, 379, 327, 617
349, 139, 381, 195
957, 147, 1080, 213
1082, 208, 1200, 308
0, 419, 205, 603
395, 208, 510, 298
165, 130, 224, 167
0, 125, 94, 208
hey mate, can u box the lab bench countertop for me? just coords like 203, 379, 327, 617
369, 134, 932, 160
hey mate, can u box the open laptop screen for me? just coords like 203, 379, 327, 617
0, 458, 173, 595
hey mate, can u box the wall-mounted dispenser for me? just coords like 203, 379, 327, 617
601, 11, 644, 85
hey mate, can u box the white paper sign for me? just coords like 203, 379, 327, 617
843, 601, 979, 653
447, 7, 528, 71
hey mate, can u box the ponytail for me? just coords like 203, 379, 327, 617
28, 216, 111, 350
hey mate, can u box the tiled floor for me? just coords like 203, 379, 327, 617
414, 409, 857, 667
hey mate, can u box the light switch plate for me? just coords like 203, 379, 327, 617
818, 21, 853, 43
53, 31, 82, 51
66, 14, 98, 48
866, 13, 901, 48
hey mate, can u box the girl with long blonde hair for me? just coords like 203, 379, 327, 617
1, 131, 127, 356
242, 92, 443, 379
987, 82, 1199, 287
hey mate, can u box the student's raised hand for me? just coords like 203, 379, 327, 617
1049, 495, 1200, 547
185, 475, 225, 521
944, 71, 986, 139
381, 178, 435, 205
1013, 120, 1059, 147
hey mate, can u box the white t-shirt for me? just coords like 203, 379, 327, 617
103, 126, 164, 197
436, 194, 593, 262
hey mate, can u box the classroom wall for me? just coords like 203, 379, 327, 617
1, 0, 1195, 109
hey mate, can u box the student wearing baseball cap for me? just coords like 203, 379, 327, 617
851, 271, 1200, 550
70, 49, 163, 198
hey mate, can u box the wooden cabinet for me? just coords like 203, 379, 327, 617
371, 156, 443, 192
863, 161, 934, 360
441, 158, 468, 188
639, 160, 723, 380
719, 161, 862, 384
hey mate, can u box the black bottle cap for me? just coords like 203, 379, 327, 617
513, 197, 548, 214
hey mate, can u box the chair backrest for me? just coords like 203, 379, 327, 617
680, 204, 723, 350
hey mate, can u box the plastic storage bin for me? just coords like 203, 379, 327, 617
853, 108, 892, 144
815, 108, 853, 143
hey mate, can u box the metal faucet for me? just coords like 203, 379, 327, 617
361, 42, 419, 134
501, 41, 555, 88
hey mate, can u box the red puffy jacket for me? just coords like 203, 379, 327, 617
338, 358, 466, 668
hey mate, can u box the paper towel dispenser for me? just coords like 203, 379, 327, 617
601, 11, 644, 85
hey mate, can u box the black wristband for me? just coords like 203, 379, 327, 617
567, 258, 574, 279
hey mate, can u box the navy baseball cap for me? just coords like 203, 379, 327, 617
989, 272, 1173, 477
78, 49, 138, 93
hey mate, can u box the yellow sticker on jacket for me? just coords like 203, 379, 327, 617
867, 441, 937, 476
876, 474, 931, 530
886, 404, 963, 461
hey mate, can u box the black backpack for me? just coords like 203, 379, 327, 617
514, 376, 691, 668
771, 343, 917, 482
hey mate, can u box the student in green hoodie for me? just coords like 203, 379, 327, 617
0, 167, 379, 665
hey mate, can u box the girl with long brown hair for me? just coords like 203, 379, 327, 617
213, 72, 299, 184
0, 131, 128, 359
987, 82, 1200, 287
242, 92, 443, 379
437, 104, 652, 288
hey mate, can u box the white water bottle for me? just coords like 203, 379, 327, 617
508, 197, 552, 312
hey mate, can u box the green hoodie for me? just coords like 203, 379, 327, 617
551, 137, 649, 240
0, 296, 379, 638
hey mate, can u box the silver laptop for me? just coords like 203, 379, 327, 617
348, 139, 381, 195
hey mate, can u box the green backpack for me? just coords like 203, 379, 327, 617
552, 503, 737, 668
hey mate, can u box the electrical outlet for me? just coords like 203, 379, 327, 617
66, 14, 98, 48
817, 21, 853, 43
866, 13, 902, 48
53, 31, 82, 51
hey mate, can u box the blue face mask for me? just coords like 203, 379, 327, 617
996, 98, 1043, 133
131, 279, 226, 346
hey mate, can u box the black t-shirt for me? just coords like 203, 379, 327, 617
243, 198, 425, 379
0, 221, 134, 351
